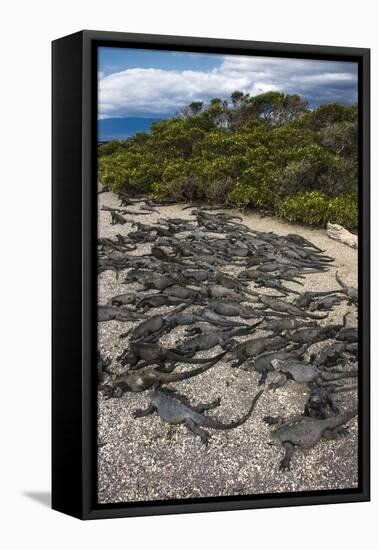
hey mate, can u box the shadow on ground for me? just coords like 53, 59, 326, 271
23, 491, 51, 507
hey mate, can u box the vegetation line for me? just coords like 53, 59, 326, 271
98, 91, 358, 228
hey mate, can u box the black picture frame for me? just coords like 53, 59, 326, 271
52, 30, 370, 520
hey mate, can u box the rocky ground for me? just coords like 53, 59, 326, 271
97, 191, 358, 504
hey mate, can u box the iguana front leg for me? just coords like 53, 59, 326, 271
269, 374, 288, 391
133, 404, 156, 418
323, 427, 349, 439
258, 370, 268, 386
327, 395, 340, 415
280, 441, 295, 471
194, 398, 221, 413
231, 357, 247, 369
184, 418, 210, 446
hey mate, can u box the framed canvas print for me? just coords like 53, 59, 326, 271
52, 30, 370, 520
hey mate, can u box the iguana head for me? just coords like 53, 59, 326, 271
108, 374, 132, 393
309, 393, 323, 409
223, 339, 238, 352
270, 358, 283, 371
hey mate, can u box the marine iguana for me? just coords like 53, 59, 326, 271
133, 386, 263, 445
208, 301, 263, 319
101, 354, 224, 395
269, 358, 358, 390
259, 295, 328, 320
111, 211, 128, 225
336, 326, 358, 343
150, 246, 193, 267
184, 319, 251, 336
98, 305, 145, 322
181, 269, 214, 284
336, 272, 358, 305
214, 272, 256, 293
123, 303, 190, 342
206, 285, 258, 302
228, 335, 287, 368
118, 343, 226, 369
294, 290, 343, 309
303, 383, 358, 419
254, 276, 301, 295
108, 293, 138, 307
177, 321, 262, 353
285, 324, 341, 344
344, 342, 358, 360
243, 344, 310, 384
264, 318, 317, 334
308, 294, 347, 311
265, 409, 357, 470
135, 294, 188, 311
98, 184, 110, 194
132, 273, 183, 291
311, 342, 347, 368
198, 308, 252, 327
162, 285, 203, 301
286, 234, 325, 253
258, 261, 328, 274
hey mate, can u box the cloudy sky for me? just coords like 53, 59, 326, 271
98, 47, 358, 120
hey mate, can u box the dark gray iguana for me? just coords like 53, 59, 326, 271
243, 343, 310, 385
118, 342, 226, 369
303, 383, 358, 419
98, 305, 146, 322
268, 358, 358, 390
100, 352, 225, 395
111, 211, 128, 225
335, 271, 358, 305
259, 295, 328, 320
133, 386, 263, 446
265, 410, 357, 470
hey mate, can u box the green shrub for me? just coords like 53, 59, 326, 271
98, 153, 129, 189
326, 194, 358, 227
97, 93, 358, 227
98, 139, 127, 157
226, 181, 255, 209
152, 159, 199, 202
275, 191, 357, 228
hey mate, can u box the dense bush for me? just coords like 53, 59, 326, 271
275, 192, 357, 228
98, 91, 358, 227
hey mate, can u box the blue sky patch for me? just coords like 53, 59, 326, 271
98, 47, 358, 121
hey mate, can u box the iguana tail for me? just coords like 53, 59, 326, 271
321, 409, 357, 430
336, 271, 348, 290
305, 311, 330, 320
167, 350, 227, 365
162, 352, 226, 382
332, 384, 358, 393
201, 389, 263, 430
229, 318, 264, 336
321, 370, 358, 382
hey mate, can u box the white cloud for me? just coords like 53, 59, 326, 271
98, 55, 358, 118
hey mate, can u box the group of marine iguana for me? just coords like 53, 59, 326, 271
98, 188, 358, 472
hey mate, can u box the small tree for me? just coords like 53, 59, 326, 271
231, 90, 248, 108
188, 101, 203, 115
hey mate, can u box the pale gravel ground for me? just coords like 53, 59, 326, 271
97, 191, 359, 504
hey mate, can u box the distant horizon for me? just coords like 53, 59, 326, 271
98, 116, 163, 141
